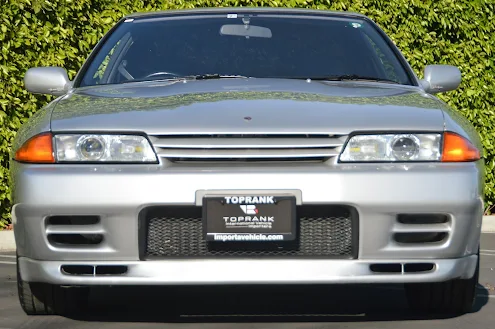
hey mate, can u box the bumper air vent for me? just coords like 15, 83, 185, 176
394, 232, 447, 244
48, 234, 104, 246
47, 215, 100, 226
397, 214, 449, 225
61, 265, 128, 276
370, 263, 435, 274
45, 215, 104, 248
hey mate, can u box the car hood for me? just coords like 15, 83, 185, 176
51, 79, 447, 135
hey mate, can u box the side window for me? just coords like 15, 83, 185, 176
92, 40, 122, 84
363, 34, 400, 82
80, 32, 131, 86
360, 27, 411, 84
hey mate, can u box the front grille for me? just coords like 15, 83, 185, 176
141, 206, 358, 259
148, 134, 347, 163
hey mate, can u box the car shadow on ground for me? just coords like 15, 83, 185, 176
68, 283, 490, 323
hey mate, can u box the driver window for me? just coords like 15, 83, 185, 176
92, 41, 121, 83
85, 32, 131, 85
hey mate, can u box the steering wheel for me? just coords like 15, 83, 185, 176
144, 71, 182, 79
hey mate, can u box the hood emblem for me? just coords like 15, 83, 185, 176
244, 116, 252, 122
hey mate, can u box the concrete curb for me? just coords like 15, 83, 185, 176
1, 216, 494, 252
482, 215, 495, 233
0, 230, 16, 252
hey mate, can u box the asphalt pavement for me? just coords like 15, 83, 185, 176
1, 234, 494, 329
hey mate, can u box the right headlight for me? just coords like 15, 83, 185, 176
339, 132, 480, 163
54, 134, 157, 163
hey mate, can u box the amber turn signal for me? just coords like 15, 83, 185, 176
14, 133, 55, 163
442, 132, 480, 162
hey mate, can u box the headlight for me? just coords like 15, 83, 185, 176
54, 134, 157, 163
339, 133, 442, 162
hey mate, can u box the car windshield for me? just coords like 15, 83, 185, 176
77, 13, 413, 87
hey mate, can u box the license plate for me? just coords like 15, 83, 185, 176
203, 195, 296, 242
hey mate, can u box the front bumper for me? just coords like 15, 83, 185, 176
18, 255, 478, 285
12, 161, 483, 284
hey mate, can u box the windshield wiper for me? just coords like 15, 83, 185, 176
184, 74, 249, 80
301, 74, 399, 84
122, 74, 248, 84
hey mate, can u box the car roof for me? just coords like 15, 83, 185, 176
125, 7, 368, 20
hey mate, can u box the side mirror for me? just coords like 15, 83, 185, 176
24, 67, 71, 96
419, 65, 461, 94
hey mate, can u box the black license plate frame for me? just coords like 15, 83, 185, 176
203, 195, 297, 242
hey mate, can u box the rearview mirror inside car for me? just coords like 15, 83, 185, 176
220, 24, 273, 38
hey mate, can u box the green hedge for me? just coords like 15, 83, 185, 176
1, 0, 494, 227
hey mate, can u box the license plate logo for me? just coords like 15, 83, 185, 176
239, 204, 258, 214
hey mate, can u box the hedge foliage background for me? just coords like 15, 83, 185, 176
0, 0, 494, 227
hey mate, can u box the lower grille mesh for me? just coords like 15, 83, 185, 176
143, 207, 356, 258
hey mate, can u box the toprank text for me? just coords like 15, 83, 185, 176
223, 216, 274, 223
224, 196, 275, 204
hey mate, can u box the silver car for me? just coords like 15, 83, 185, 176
12, 8, 484, 316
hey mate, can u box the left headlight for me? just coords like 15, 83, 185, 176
339, 133, 442, 162
54, 134, 157, 163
